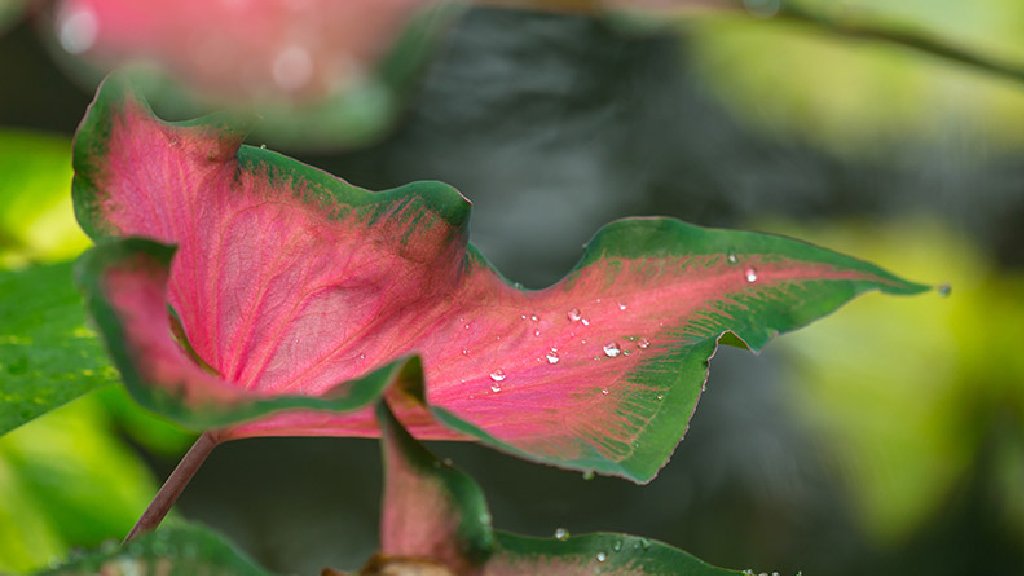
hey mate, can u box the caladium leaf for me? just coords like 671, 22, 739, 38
73, 74, 929, 482
39, 520, 270, 576
52, 0, 458, 148
373, 399, 744, 575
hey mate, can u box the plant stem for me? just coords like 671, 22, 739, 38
124, 430, 219, 542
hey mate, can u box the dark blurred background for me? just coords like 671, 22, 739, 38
1, 1, 1022, 575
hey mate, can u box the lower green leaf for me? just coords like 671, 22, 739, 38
376, 399, 744, 575
39, 520, 269, 576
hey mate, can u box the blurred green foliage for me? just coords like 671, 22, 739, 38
0, 131, 89, 266
775, 220, 1024, 544
0, 395, 156, 573
690, 0, 1024, 154
0, 128, 194, 573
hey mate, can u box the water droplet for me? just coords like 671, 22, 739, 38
600, 388, 609, 396
618, 302, 627, 311
461, 348, 469, 356
596, 551, 607, 562
582, 470, 595, 480
581, 318, 591, 326
489, 369, 506, 382
58, 3, 98, 54
613, 540, 622, 552
568, 308, 582, 322
534, 330, 541, 337
656, 393, 664, 400
554, 528, 570, 541
491, 384, 502, 393
271, 45, 314, 92
464, 323, 471, 330
581, 339, 588, 344
546, 350, 560, 364
358, 353, 366, 360
744, 267, 759, 283
603, 343, 621, 358
937, 283, 952, 297
259, 144, 267, 150
726, 251, 738, 264
640, 537, 651, 550
520, 314, 527, 320
531, 314, 539, 322
637, 338, 650, 349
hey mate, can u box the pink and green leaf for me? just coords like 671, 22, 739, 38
54, 0, 459, 148
73, 73, 930, 482
74, 237, 419, 431
377, 399, 744, 575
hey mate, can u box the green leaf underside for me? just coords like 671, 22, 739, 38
71, 73, 930, 483
38, 521, 269, 576
378, 399, 744, 575
0, 262, 119, 435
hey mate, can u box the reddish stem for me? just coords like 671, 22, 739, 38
124, 430, 219, 542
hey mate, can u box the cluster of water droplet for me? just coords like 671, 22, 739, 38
485, 302, 661, 393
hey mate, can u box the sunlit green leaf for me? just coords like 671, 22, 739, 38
1, 395, 156, 574
0, 261, 118, 435
0, 131, 89, 266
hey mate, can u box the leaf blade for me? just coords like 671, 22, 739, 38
0, 262, 118, 435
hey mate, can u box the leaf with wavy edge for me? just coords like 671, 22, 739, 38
72, 73, 929, 482
374, 398, 745, 575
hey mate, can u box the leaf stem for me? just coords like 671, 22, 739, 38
124, 430, 219, 542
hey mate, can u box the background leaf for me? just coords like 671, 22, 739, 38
0, 395, 156, 574
0, 261, 118, 435
40, 520, 270, 576
0, 130, 89, 267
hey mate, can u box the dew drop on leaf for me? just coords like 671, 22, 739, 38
745, 267, 759, 283
618, 302, 627, 310
596, 551, 607, 562
530, 314, 539, 322
637, 338, 650, 349
582, 470, 595, 480
546, 350, 560, 364
727, 251, 738, 264
554, 528, 570, 541
568, 308, 582, 322
600, 388, 609, 396
603, 343, 621, 358
489, 369, 506, 383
